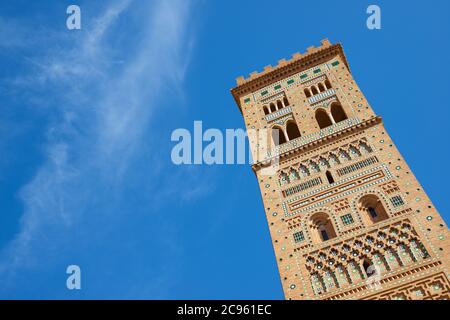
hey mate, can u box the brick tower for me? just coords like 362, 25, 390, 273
231, 39, 450, 300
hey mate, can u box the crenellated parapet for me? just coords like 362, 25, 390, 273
235, 39, 332, 86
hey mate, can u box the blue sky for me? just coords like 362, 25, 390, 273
0, 0, 449, 299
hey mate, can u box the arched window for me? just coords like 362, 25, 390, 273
271, 126, 286, 146
263, 106, 269, 115
310, 213, 337, 243
410, 240, 430, 260
286, 121, 301, 140
319, 157, 330, 169
318, 83, 326, 92
283, 97, 290, 107
359, 195, 389, 225
270, 103, 276, 113
310, 161, 320, 173
304, 88, 312, 98
330, 103, 348, 123
349, 145, 361, 157
276, 100, 283, 110
323, 269, 340, 290
325, 79, 332, 89
339, 149, 351, 161
326, 171, 334, 184
315, 109, 333, 129
336, 264, 352, 286
311, 85, 319, 95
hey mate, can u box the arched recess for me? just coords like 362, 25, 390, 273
323, 269, 340, 290
397, 243, 415, 265
410, 239, 430, 260
286, 121, 301, 140
318, 83, 326, 92
271, 126, 286, 146
315, 109, 333, 129
279, 171, 289, 185
362, 258, 376, 278
336, 264, 352, 287
339, 149, 351, 162
329, 153, 340, 166
304, 88, 312, 98
372, 251, 391, 272
326, 170, 334, 184
358, 194, 389, 225
283, 97, 290, 107
325, 79, 332, 89
330, 102, 348, 123
310, 212, 337, 243
263, 106, 269, 115
349, 145, 361, 157
348, 260, 365, 282
290, 168, 300, 181
270, 103, 277, 113
311, 86, 319, 95
359, 141, 373, 154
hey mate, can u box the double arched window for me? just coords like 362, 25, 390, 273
358, 194, 389, 225
271, 121, 301, 146
315, 102, 348, 129
310, 212, 337, 243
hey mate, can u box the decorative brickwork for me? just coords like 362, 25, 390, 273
231, 39, 450, 300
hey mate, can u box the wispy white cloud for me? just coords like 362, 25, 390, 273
0, 0, 203, 295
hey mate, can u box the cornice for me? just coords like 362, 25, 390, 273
251, 116, 382, 173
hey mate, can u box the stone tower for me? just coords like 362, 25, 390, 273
231, 39, 450, 300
